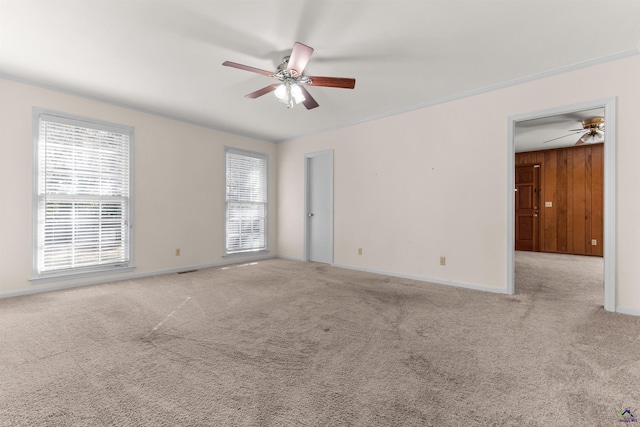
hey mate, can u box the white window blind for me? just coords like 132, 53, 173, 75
225, 149, 267, 254
35, 112, 132, 276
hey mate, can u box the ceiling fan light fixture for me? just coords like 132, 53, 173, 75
274, 84, 287, 100
291, 84, 305, 103
579, 129, 604, 144
274, 82, 305, 109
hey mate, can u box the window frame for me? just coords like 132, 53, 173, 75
31, 108, 135, 282
224, 147, 269, 255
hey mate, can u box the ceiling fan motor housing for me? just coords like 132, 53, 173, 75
276, 56, 290, 73
582, 117, 604, 132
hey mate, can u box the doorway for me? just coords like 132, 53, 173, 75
304, 150, 333, 264
507, 98, 616, 312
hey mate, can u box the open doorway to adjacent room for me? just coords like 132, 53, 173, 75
507, 99, 616, 312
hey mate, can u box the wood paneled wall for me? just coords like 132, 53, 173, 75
515, 143, 603, 256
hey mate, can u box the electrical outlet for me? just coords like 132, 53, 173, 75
358, 248, 363, 255
591, 239, 597, 246
175, 248, 181, 256
440, 256, 446, 266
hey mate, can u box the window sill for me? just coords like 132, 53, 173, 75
223, 250, 270, 258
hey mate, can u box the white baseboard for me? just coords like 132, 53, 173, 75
615, 306, 640, 317
0, 253, 277, 299
276, 255, 305, 262
331, 263, 509, 294
14, 255, 624, 307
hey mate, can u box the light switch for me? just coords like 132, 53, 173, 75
545, 201, 553, 208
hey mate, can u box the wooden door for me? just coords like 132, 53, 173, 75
515, 165, 540, 251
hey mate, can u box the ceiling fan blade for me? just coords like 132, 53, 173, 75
542, 130, 584, 144
575, 138, 586, 145
298, 86, 319, 110
308, 76, 356, 89
245, 84, 279, 99
286, 42, 314, 76
222, 61, 274, 77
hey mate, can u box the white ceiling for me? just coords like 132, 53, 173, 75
1, 1, 639, 143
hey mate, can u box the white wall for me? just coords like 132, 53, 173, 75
3, 55, 639, 314
277, 55, 640, 312
0, 78, 277, 296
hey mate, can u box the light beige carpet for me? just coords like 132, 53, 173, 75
1, 253, 639, 426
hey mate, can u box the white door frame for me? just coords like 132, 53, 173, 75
304, 150, 334, 263
506, 97, 616, 312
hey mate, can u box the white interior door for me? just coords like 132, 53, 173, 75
306, 151, 333, 264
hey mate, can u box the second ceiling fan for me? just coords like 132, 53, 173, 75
223, 42, 356, 110
543, 116, 605, 145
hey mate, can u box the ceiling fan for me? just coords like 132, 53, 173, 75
543, 117, 605, 145
222, 42, 356, 110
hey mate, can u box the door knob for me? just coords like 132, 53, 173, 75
308, 213, 314, 217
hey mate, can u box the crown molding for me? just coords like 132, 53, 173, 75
3, 46, 638, 145
276, 48, 640, 143
0, 72, 277, 143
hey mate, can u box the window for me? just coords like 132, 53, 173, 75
225, 148, 267, 254
33, 109, 133, 279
